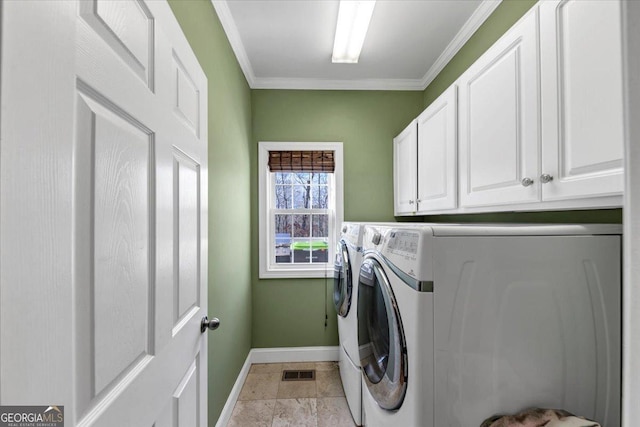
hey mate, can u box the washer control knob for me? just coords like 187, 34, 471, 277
372, 233, 382, 245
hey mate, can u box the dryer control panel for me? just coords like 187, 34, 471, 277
386, 230, 419, 258
379, 228, 432, 282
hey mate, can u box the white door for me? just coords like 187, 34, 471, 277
393, 120, 417, 216
458, 8, 540, 208
540, 0, 624, 201
0, 1, 209, 426
416, 85, 457, 213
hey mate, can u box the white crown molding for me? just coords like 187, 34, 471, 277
212, 0, 502, 91
211, 0, 256, 87
252, 77, 426, 91
419, 0, 503, 89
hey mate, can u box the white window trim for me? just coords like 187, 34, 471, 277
258, 141, 344, 279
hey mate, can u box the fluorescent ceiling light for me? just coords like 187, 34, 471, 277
332, 0, 376, 64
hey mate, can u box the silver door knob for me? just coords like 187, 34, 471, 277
201, 316, 220, 333
521, 177, 534, 187
540, 174, 554, 184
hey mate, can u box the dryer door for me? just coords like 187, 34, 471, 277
357, 257, 408, 410
333, 240, 352, 317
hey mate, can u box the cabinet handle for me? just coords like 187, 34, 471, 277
521, 177, 534, 187
540, 174, 554, 184
408, 200, 415, 205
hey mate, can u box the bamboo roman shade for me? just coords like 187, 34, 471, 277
268, 150, 335, 172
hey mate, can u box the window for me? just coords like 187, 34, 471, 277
259, 142, 343, 279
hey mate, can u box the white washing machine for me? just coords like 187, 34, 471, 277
358, 224, 622, 427
334, 222, 365, 425
358, 224, 435, 427
431, 224, 621, 427
334, 222, 396, 426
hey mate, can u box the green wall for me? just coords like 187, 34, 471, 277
168, 1, 253, 424
251, 90, 423, 348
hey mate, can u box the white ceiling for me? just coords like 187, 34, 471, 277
212, 0, 502, 90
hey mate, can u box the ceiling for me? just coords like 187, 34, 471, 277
211, 0, 502, 90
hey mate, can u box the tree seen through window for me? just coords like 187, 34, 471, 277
273, 172, 329, 264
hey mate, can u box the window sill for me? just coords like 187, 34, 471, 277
259, 265, 334, 280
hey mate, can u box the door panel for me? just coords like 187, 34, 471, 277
174, 150, 201, 332
154, 401, 173, 427
417, 85, 457, 212
79, 0, 154, 87
469, 52, 518, 189
458, 9, 540, 207
173, 53, 201, 135
75, 88, 156, 407
393, 120, 417, 215
152, 357, 201, 427
540, 0, 624, 201
173, 359, 200, 427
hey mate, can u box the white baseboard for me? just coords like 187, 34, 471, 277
250, 346, 340, 364
214, 346, 339, 427
215, 352, 252, 427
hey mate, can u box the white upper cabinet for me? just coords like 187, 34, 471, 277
417, 85, 457, 212
393, 86, 457, 216
458, 8, 540, 208
393, 119, 418, 215
539, 0, 624, 201
393, 1, 624, 215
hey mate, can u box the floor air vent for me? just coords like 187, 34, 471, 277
282, 370, 316, 381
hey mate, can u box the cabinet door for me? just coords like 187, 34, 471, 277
393, 120, 418, 215
417, 85, 457, 212
540, 0, 624, 202
458, 9, 540, 208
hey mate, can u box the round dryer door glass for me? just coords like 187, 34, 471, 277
357, 257, 408, 410
333, 241, 352, 317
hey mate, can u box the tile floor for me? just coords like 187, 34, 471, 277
227, 361, 357, 427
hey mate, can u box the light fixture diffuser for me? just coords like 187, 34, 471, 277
332, 0, 376, 64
